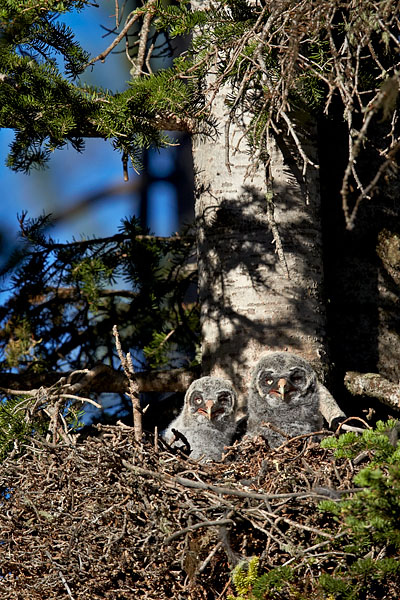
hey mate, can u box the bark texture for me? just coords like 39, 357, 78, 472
192, 93, 327, 400
345, 371, 400, 412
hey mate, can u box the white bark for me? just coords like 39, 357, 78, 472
192, 90, 327, 403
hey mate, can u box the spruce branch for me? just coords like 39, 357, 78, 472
0, 365, 199, 395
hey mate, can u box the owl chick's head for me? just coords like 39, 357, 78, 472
252, 352, 317, 405
185, 376, 236, 422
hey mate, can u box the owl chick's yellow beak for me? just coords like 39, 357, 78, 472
205, 399, 215, 420
277, 378, 287, 399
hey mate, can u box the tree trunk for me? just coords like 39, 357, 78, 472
192, 92, 327, 403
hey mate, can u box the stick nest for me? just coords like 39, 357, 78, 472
0, 426, 382, 599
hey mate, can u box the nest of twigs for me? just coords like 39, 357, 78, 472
0, 425, 371, 599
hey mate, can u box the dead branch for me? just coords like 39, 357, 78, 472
345, 371, 400, 412
113, 324, 142, 442
0, 425, 373, 599
121, 459, 349, 503
165, 518, 235, 543
134, 0, 157, 76
0, 364, 200, 395
85, 10, 141, 68
265, 189, 290, 279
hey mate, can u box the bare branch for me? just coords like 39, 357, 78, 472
345, 371, 400, 412
134, 0, 157, 77
85, 10, 141, 68
121, 460, 350, 503
265, 190, 290, 279
0, 364, 200, 395
113, 325, 141, 441
165, 519, 235, 543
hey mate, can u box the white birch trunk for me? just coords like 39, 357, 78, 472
192, 91, 327, 403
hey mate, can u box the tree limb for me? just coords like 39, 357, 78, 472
165, 519, 235, 543
113, 325, 142, 442
0, 364, 200, 396
344, 371, 400, 412
84, 10, 142, 68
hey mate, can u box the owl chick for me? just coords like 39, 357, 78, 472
163, 376, 237, 462
246, 352, 324, 448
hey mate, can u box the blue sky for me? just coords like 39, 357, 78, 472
0, 3, 183, 422
0, 2, 178, 276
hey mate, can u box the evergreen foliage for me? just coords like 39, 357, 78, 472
1, 3, 400, 596
1, 0, 399, 431
228, 557, 260, 600
0, 0, 92, 170
0, 395, 39, 461
0, 212, 198, 376
320, 421, 400, 553
0, 0, 399, 232
228, 559, 295, 600
2, 0, 400, 184
0, 0, 186, 172
228, 423, 400, 600
0, 391, 81, 461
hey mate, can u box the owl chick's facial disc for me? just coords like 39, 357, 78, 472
256, 366, 308, 403
163, 376, 238, 462
188, 384, 235, 421
189, 388, 234, 420
246, 351, 322, 448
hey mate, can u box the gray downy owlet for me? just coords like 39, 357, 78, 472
246, 351, 334, 448
163, 376, 237, 462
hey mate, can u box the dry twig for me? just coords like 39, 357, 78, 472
112, 324, 142, 441
0, 425, 369, 599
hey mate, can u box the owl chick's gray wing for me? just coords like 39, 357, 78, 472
317, 382, 346, 427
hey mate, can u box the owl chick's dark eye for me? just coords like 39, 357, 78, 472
260, 371, 274, 386
193, 395, 203, 405
217, 391, 231, 404
290, 371, 305, 385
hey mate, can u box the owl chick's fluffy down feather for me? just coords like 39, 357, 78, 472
246, 352, 346, 448
163, 376, 238, 462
